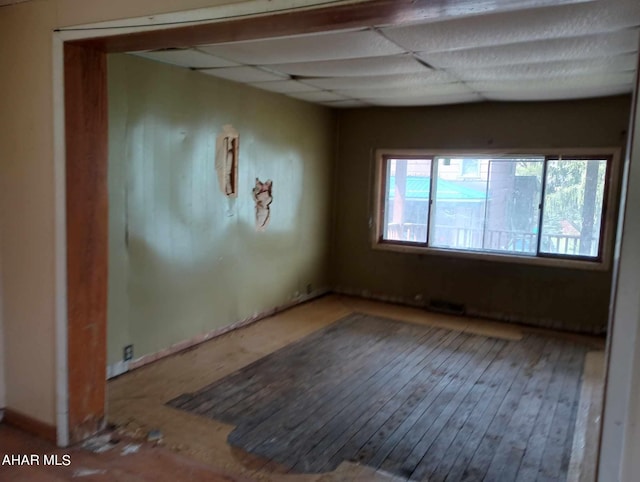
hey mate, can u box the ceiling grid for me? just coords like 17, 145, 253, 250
132, 0, 640, 107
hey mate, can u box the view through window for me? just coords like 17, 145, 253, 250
381, 154, 609, 260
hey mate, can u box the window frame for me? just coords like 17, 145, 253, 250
372, 148, 621, 270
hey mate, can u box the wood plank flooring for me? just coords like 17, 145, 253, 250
167, 311, 588, 482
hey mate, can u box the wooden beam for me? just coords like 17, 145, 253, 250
71, 0, 579, 54
64, 42, 109, 444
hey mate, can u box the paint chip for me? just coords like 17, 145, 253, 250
82, 434, 117, 453
121, 443, 142, 455
72, 468, 107, 477
147, 429, 163, 443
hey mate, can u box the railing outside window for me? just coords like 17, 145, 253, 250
386, 223, 598, 257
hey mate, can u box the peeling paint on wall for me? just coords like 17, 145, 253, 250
253, 178, 273, 231
215, 125, 239, 197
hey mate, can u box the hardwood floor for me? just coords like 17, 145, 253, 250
167, 313, 588, 481
105, 294, 605, 482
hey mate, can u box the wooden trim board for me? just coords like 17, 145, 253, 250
3, 409, 57, 443
568, 351, 606, 482
64, 42, 109, 444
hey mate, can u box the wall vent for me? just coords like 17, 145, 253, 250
428, 299, 466, 316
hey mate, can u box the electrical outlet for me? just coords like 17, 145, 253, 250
123, 344, 134, 361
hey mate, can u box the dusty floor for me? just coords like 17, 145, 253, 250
106, 295, 605, 482
0, 295, 605, 481
0, 423, 253, 481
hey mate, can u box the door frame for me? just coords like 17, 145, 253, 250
54, 4, 640, 482
54, 0, 464, 447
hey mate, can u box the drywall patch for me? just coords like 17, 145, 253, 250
215, 125, 239, 197
253, 178, 273, 231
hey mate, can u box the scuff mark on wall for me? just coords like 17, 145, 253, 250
253, 178, 273, 231
215, 125, 239, 197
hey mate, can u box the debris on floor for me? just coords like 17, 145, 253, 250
121, 443, 142, 455
147, 428, 163, 443
72, 468, 107, 478
81, 433, 119, 453
116, 418, 148, 440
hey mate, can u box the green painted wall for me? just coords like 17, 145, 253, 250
107, 54, 335, 366
332, 96, 632, 334
108, 51, 629, 368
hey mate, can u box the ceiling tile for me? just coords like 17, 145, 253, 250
288, 91, 349, 102
483, 84, 633, 101
199, 30, 404, 65
199, 66, 287, 83
269, 54, 427, 77
337, 82, 472, 99
134, 49, 238, 68
362, 92, 483, 107
418, 29, 640, 69
453, 54, 638, 82
249, 80, 318, 94
303, 71, 457, 91
322, 100, 370, 108
470, 71, 635, 93
382, 1, 640, 52
128, 0, 638, 107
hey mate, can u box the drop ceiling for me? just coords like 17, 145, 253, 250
132, 0, 640, 108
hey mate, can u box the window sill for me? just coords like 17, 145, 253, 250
372, 240, 610, 271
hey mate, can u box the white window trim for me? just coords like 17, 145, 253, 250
371, 148, 622, 271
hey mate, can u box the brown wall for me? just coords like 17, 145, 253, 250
332, 95, 632, 334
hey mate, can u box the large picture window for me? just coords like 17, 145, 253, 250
377, 151, 615, 264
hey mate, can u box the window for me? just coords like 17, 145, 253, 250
376, 150, 616, 265
383, 158, 432, 243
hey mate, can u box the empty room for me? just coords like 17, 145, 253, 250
1, 1, 640, 482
